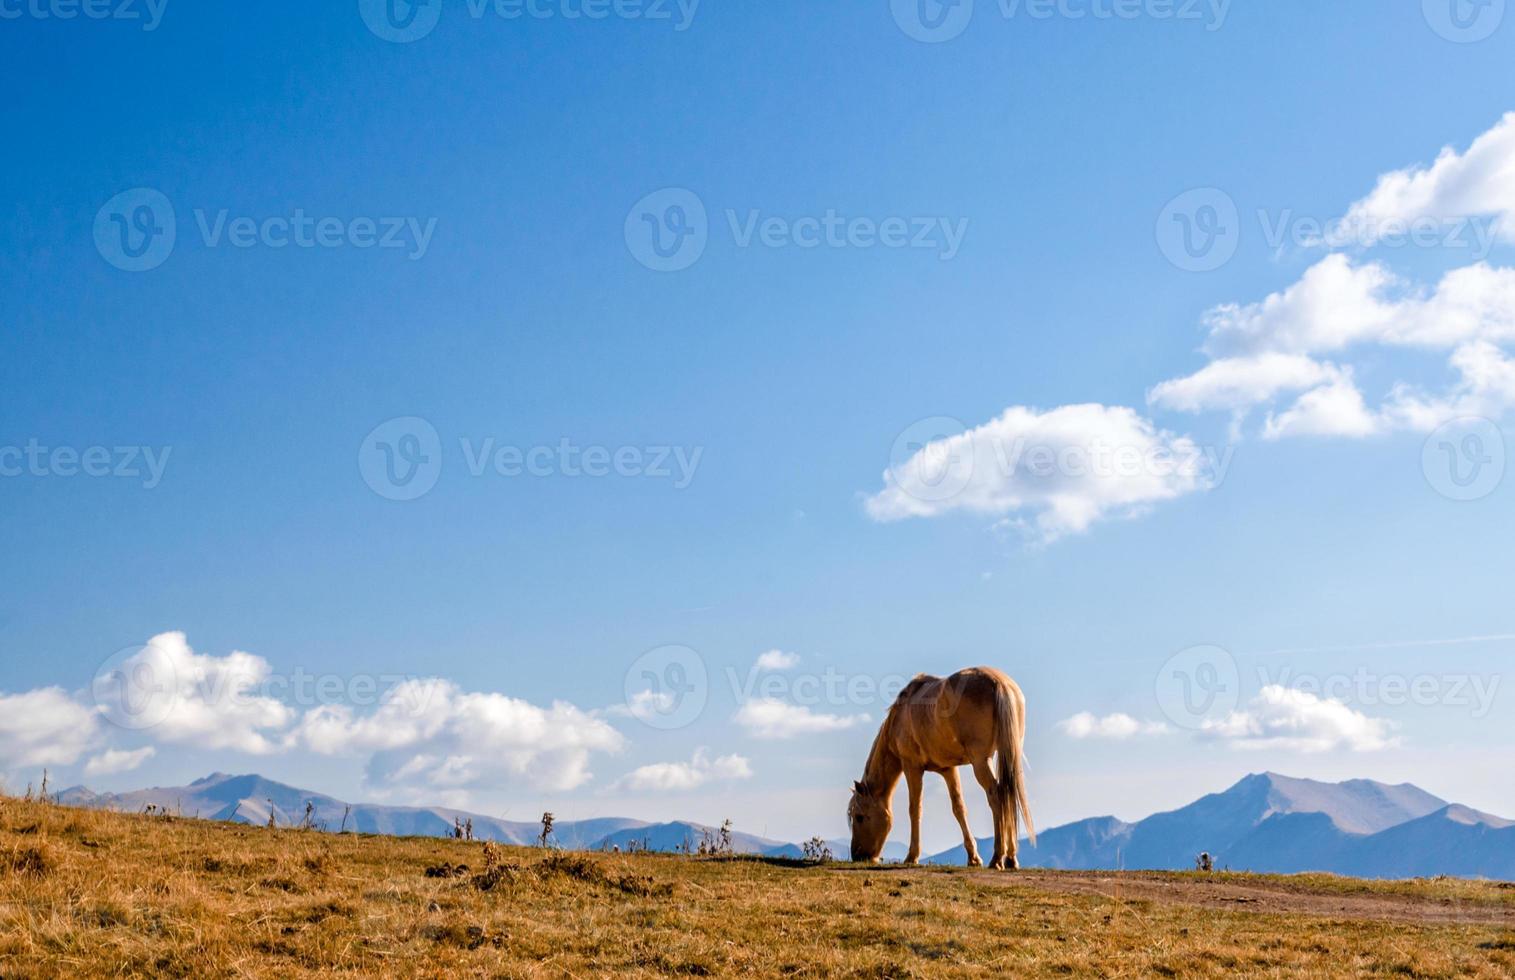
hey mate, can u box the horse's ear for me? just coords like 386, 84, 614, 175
853, 780, 868, 796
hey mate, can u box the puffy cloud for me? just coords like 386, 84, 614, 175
1057, 712, 1170, 739
1261, 371, 1382, 440
94, 631, 293, 755
0, 687, 100, 768
606, 689, 679, 725
733, 698, 868, 739
611, 749, 753, 792
296, 679, 625, 794
1197, 255, 1406, 358
1335, 112, 1515, 247
1149, 353, 1337, 414
1379, 340, 1515, 431
83, 746, 156, 777
864, 404, 1221, 542
754, 650, 800, 671
1199, 686, 1396, 753
1194, 256, 1515, 359
1154, 256, 1515, 438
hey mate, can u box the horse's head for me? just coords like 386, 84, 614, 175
848, 780, 891, 863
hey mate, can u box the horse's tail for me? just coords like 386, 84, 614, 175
994, 678, 1035, 846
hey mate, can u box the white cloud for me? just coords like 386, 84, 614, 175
605, 688, 678, 725
1199, 685, 1396, 753
296, 679, 625, 794
755, 650, 800, 671
1153, 256, 1515, 438
95, 631, 294, 755
864, 404, 1219, 542
1261, 370, 1382, 440
1149, 352, 1337, 414
1058, 712, 1170, 739
733, 698, 868, 739
83, 746, 156, 777
1336, 111, 1515, 247
1379, 340, 1515, 431
0, 687, 100, 769
1197, 255, 1406, 358
611, 748, 753, 792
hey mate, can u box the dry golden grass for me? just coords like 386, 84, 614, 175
2, 795, 1513, 977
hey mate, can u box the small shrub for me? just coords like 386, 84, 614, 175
4, 843, 53, 878
471, 842, 521, 892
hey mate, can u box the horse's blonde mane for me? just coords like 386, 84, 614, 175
859, 674, 932, 793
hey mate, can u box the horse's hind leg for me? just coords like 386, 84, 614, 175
942, 768, 981, 867
970, 758, 1005, 869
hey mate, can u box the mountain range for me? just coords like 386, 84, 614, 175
55, 772, 907, 861
928, 772, 1515, 879
55, 771, 1514, 879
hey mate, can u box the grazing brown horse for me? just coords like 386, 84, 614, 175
848, 667, 1034, 868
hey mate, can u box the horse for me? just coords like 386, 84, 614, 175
848, 667, 1034, 869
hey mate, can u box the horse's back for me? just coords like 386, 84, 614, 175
889, 667, 1017, 765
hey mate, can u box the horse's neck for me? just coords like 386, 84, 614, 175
863, 738, 903, 801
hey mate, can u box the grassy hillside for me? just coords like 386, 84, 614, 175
2, 795, 1513, 978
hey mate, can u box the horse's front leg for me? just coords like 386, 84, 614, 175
903, 767, 924, 865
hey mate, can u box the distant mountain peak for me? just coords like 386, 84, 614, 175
927, 773, 1506, 879
191, 772, 233, 786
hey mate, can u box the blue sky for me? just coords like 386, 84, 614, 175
3, 1, 1514, 852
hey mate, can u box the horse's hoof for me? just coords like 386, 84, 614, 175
966, 857, 983, 868
903, 858, 920, 867
1006, 858, 1019, 871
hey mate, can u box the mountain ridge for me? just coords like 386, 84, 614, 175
54, 772, 907, 861
55, 771, 1512, 878
928, 772, 1512, 879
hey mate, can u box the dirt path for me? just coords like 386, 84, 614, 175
962, 869, 1515, 927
